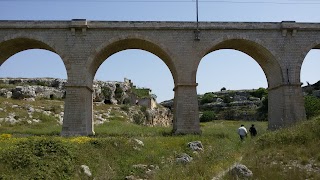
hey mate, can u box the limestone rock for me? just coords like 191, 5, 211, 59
125, 175, 142, 180
133, 138, 144, 147
187, 141, 204, 151
12, 86, 36, 99
80, 165, 92, 178
0, 78, 173, 127
176, 153, 193, 164
229, 164, 253, 178
0, 89, 12, 98
160, 99, 174, 110
132, 164, 148, 169
216, 98, 223, 102
145, 106, 173, 126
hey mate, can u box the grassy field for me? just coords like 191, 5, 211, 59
0, 119, 268, 179
0, 97, 320, 179
237, 116, 320, 180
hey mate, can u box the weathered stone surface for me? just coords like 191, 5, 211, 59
187, 141, 204, 152
229, 164, 253, 178
80, 165, 92, 178
160, 99, 174, 110
1, 20, 313, 135
176, 153, 193, 164
125, 175, 142, 180
133, 138, 144, 147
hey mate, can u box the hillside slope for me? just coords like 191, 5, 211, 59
235, 116, 320, 180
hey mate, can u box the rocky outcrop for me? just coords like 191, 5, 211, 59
145, 107, 173, 126
161, 89, 264, 121
302, 80, 320, 96
0, 78, 135, 105
118, 105, 173, 127
92, 78, 133, 104
0, 78, 173, 127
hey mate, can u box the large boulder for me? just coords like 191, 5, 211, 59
11, 86, 36, 99
229, 164, 253, 178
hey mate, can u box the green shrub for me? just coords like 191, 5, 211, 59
251, 87, 268, 99
36, 81, 49, 86
223, 95, 232, 103
0, 138, 75, 179
200, 93, 215, 104
140, 105, 147, 113
132, 88, 151, 98
305, 95, 320, 119
101, 86, 112, 98
133, 113, 145, 125
33, 112, 57, 123
123, 97, 131, 104
258, 95, 268, 120
200, 111, 217, 122
120, 105, 130, 112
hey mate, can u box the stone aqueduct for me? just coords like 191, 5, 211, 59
0, 19, 319, 136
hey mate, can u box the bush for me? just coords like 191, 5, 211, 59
251, 87, 267, 99
132, 88, 151, 98
140, 105, 147, 113
305, 95, 320, 119
120, 105, 130, 112
0, 138, 75, 179
115, 84, 123, 101
221, 109, 236, 120
200, 111, 217, 122
257, 95, 268, 120
101, 86, 112, 98
200, 93, 215, 104
133, 113, 145, 125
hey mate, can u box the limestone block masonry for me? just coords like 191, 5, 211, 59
1, 19, 318, 136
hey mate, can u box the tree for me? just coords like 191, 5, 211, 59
304, 95, 320, 119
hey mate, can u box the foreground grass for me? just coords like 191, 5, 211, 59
224, 116, 320, 180
0, 119, 268, 179
5, 97, 320, 179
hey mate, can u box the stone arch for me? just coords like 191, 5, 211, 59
87, 35, 177, 84
296, 40, 320, 84
0, 34, 69, 77
196, 36, 283, 88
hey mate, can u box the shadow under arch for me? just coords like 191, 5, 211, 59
197, 38, 283, 88
87, 37, 177, 84
0, 37, 69, 77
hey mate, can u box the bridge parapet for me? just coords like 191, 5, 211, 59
1, 20, 320, 30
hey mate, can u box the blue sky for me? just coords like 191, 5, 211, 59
0, 0, 320, 102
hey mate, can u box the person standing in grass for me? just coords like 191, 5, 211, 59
238, 124, 248, 141
249, 124, 257, 137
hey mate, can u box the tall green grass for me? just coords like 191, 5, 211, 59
237, 116, 320, 180
0, 120, 268, 179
